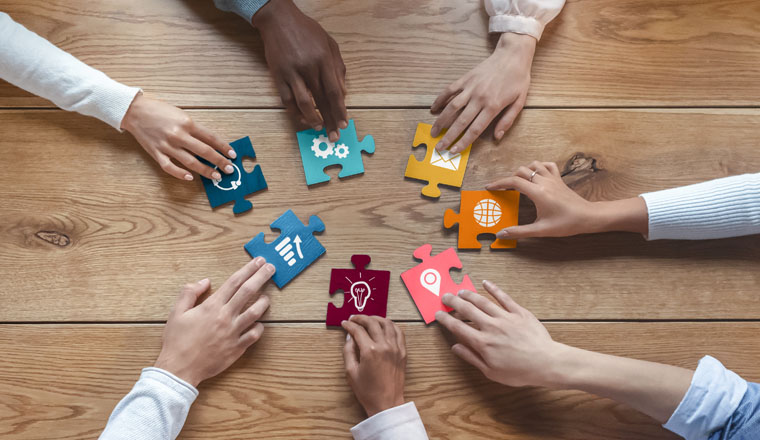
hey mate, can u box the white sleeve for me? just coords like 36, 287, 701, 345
0, 12, 140, 130
99, 367, 198, 440
484, 0, 566, 40
351, 402, 429, 440
640, 173, 760, 240
664, 356, 748, 440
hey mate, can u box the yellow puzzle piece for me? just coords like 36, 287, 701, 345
404, 123, 472, 198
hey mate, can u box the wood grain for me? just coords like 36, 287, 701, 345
0, 109, 758, 322
2, 322, 758, 440
1, 0, 759, 108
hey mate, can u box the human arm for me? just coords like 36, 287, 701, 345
0, 12, 236, 181
430, 0, 565, 154
486, 161, 760, 240
99, 258, 274, 439
341, 316, 429, 440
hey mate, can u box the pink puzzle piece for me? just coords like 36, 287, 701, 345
326, 255, 391, 327
400, 244, 475, 324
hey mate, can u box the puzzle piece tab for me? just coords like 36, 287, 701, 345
444, 190, 520, 249
200, 136, 268, 214
404, 123, 471, 198
244, 210, 325, 288
400, 244, 475, 324
326, 255, 391, 327
296, 119, 375, 186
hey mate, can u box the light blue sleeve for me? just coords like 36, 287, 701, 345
213, 0, 271, 23
708, 382, 760, 440
663, 356, 748, 440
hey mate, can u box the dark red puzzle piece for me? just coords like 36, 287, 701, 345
326, 255, 391, 327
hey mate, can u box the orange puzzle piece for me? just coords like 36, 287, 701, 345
404, 123, 472, 198
444, 190, 520, 249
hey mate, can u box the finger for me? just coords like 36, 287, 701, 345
514, 166, 535, 181
484, 176, 538, 199
449, 109, 494, 154
435, 310, 482, 349
289, 75, 323, 130
457, 290, 506, 318
226, 263, 275, 313
325, 46, 348, 127
441, 293, 492, 327
431, 78, 464, 116
275, 77, 303, 122
544, 162, 561, 177
452, 343, 489, 372
320, 63, 347, 136
528, 160, 551, 177
341, 319, 374, 353
213, 257, 267, 304
190, 122, 236, 160
349, 315, 385, 342
393, 322, 407, 359
181, 134, 235, 175
329, 38, 347, 96
171, 148, 221, 181
342, 331, 360, 373
430, 90, 470, 138
239, 322, 264, 348
155, 151, 193, 181
481, 279, 522, 313
382, 317, 397, 342
307, 72, 339, 142
493, 94, 527, 141
172, 278, 210, 316
436, 102, 480, 151
495, 222, 549, 239
234, 295, 271, 332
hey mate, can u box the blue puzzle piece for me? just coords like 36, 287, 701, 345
244, 209, 326, 288
296, 119, 375, 186
200, 136, 267, 214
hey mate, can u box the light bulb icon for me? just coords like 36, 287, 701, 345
350, 280, 372, 312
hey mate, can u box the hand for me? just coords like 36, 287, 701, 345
341, 316, 407, 417
486, 161, 648, 238
436, 280, 562, 387
154, 257, 274, 387
253, 0, 347, 142
121, 94, 236, 181
430, 33, 536, 154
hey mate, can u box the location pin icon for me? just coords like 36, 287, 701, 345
420, 268, 441, 296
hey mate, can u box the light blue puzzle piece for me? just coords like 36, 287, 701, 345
244, 210, 326, 288
296, 119, 375, 186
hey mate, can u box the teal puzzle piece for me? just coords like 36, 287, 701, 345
200, 136, 267, 214
296, 120, 375, 186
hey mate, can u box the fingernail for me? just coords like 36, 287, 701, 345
496, 229, 508, 238
224, 165, 234, 174
483, 279, 494, 288
228, 149, 237, 159
346, 332, 351, 341
254, 256, 265, 265
212, 172, 221, 180
496, 130, 505, 140
198, 278, 209, 284
434, 142, 442, 150
184, 174, 193, 181
457, 290, 469, 296
435, 311, 445, 320
315, 124, 323, 131
441, 293, 453, 303
330, 131, 339, 142
264, 263, 275, 273
339, 120, 348, 129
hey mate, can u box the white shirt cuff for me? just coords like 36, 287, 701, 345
489, 15, 545, 39
663, 356, 747, 440
351, 402, 429, 440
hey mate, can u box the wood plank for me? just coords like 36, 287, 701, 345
1, 108, 759, 322
1, 0, 759, 108
1, 323, 757, 439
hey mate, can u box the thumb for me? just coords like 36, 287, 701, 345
496, 221, 547, 239
173, 278, 209, 315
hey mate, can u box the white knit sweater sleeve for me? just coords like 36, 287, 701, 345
640, 173, 760, 240
351, 402, 429, 440
0, 12, 140, 130
485, 0, 566, 40
99, 368, 198, 440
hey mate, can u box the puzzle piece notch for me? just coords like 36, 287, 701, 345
296, 119, 376, 186
444, 190, 520, 249
200, 136, 268, 214
404, 123, 472, 198
243, 210, 326, 288
401, 244, 475, 324
326, 254, 391, 327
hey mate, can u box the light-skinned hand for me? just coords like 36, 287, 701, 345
153, 257, 274, 387
341, 315, 407, 417
121, 93, 236, 181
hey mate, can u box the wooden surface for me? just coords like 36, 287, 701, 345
1, 0, 759, 439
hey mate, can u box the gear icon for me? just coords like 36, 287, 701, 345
311, 135, 334, 159
334, 143, 349, 159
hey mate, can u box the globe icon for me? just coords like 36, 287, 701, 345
473, 198, 502, 227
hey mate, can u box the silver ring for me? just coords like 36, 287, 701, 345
529, 170, 537, 182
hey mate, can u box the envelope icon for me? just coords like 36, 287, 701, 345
430, 149, 461, 171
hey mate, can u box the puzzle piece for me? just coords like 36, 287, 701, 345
400, 244, 475, 324
200, 136, 268, 214
296, 119, 375, 185
326, 255, 391, 327
404, 123, 472, 198
244, 210, 325, 288
444, 190, 520, 249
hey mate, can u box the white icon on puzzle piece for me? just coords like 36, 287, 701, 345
350, 280, 371, 312
275, 235, 304, 267
473, 198, 502, 227
311, 134, 349, 159
211, 163, 242, 190
430, 149, 461, 171
420, 268, 441, 296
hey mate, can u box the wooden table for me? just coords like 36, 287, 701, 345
1, 1, 759, 438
